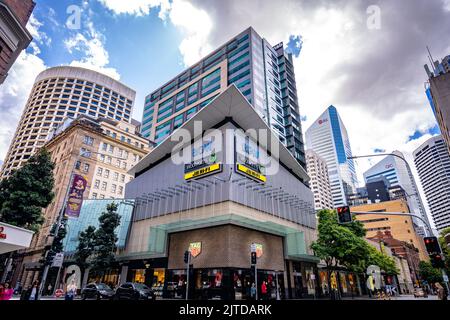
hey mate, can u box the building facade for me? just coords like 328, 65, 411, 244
12, 115, 151, 288
121, 86, 318, 300
413, 135, 450, 231
425, 55, 450, 152
0, 66, 136, 178
141, 27, 306, 168
305, 105, 357, 207
351, 199, 428, 261
305, 149, 333, 210
0, 0, 35, 84
363, 151, 430, 236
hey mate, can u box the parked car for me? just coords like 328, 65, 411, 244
81, 283, 115, 300
413, 287, 428, 298
114, 282, 155, 300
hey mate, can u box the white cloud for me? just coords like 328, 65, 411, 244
64, 11, 120, 79
27, 14, 52, 47
97, 0, 170, 18
0, 51, 47, 162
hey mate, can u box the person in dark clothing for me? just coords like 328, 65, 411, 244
21, 281, 40, 301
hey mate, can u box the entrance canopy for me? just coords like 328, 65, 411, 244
0, 222, 34, 254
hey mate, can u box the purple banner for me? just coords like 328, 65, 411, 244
65, 174, 87, 218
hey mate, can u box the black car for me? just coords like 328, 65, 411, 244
81, 283, 115, 300
114, 282, 155, 300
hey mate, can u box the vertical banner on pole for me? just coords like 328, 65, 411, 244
65, 174, 87, 218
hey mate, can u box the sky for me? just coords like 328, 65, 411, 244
0, 0, 450, 226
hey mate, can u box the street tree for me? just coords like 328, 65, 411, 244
438, 227, 450, 274
311, 209, 370, 298
419, 261, 443, 284
0, 148, 55, 232
91, 203, 121, 279
74, 225, 97, 280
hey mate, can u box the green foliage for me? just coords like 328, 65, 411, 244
0, 148, 55, 231
311, 209, 399, 275
438, 227, 450, 274
419, 261, 443, 284
90, 203, 121, 276
74, 225, 97, 271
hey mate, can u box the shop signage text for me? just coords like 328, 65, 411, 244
0, 226, 6, 239
184, 163, 222, 181
189, 242, 202, 257
236, 164, 266, 183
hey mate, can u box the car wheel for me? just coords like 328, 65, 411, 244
97, 293, 101, 300
81, 294, 86, 300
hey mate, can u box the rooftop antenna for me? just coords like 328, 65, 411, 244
426, 46, 437, 73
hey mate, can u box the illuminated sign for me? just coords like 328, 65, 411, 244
236, 164, 266, 182
189, 242, 202, 257
184, 135, 222, 181
0, 226, 6, 240
235, 132, 267, 183
254, 243, 263, 258
184, 163, 222, 181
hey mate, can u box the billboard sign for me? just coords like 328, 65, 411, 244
65, 174, 87, 218
235, 131, 267, 183
184, 133, 222, 180
189, 242, 202, 257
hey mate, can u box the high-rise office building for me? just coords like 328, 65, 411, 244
306, 149, 333, 210
305, 105, 357, 207
413, 135, 450, 231
363, 151, 430, 236
0, 0, 35, 84
140, 27, 306, 168
424, 55, 450, 152
0, 66, 136, 178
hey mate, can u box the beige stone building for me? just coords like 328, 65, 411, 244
352, 199, 428, 261
14, 115, 152, 287
305, 149, 333, 210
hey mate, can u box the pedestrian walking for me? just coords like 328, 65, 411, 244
435, 282, 447, 301
23, 281, 40, 301
0, 282, 14, 300
366, 274, 375, 298
250, 283, 256, 300
261, 281, 267, 300
65, 279, 77, 300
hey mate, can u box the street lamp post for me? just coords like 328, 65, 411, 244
40, 149, 128, 296
347, 153, 433, 235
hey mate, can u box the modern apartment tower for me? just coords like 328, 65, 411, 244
140, 27, 306, 168
424, 54, 450, 152
0, 0, 35, 84
0, 66, 136, 178
305, 105, 357, 207
306, 149, 333, 210
413, 135, 450, 231
363, 151, 430, 236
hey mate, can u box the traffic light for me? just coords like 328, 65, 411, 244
251, 252, 257, 265
430, 253, 445, 268
424, 237, 441, 254
337, 206, 352, 224
184, 250, 190, 264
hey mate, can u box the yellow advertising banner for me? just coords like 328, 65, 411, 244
236, 164, 266, 183
184, 163, 222, 181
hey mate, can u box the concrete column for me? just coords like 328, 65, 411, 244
119, 265, 128, 285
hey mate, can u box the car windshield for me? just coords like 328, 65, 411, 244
134, 283, 149, 290
97, 284, 110, 290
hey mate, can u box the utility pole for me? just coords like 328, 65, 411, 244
184, 250, 190, 300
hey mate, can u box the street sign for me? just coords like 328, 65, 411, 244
443, 275, 449, 283
52, 252, 64, 267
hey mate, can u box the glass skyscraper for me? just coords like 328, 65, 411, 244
305, 105, 357, 207
140, 27, 306, 168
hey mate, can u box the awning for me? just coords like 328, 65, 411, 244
0, 222, 34, 254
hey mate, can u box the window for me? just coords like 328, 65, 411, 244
106, 156, 112, 164
111, 184, 117, 193
97, 167, 103, 176
80, 148, 91, 158
83, 135, 94, 146
120, 174, 125, 182
118, 186, 123, 195
116, 159, 121, 167
104, 169, 110, 178
113, 172, 119, 181
102, 143, 108, 151
83, 163, 90, 173
92, 193, 98, 199
109, 145, 114, 153
100, 194, 105, 199
94, 180, 100, 189
75, 160, 81, 170
101, 182, 107, 191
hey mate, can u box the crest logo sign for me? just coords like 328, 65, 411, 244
189, 242, 202, 257
255, 243, 263, 258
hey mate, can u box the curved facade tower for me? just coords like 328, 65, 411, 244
0, 66, 136, 178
